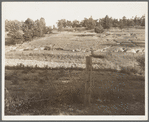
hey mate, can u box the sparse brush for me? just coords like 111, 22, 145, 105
38, 78, 45, 84
59, 67, 65, 76
22, 69, 29, 74
5, 88, 24, 114
119, 66, 138, 74
136, 56, 145, 70
54, 82, 85, 104
30, 69, 36, 73
11, 79, 18, 85
22, 75, 30, 81
33, 76, 38, 81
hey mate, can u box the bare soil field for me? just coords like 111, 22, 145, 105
5, 28, 145, 115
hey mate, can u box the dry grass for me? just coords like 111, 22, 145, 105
5, 27, 145, 115
5, 67, 145, 115
5, 50, 145, 75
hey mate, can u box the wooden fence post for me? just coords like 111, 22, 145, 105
133, 53, 135, 68
84, 56, 92, 105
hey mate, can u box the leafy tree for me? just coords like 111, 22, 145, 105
102, 15, 112, 29
5, 17, 51, 44
66, 20, 72, 27
23, 29, 34, 41
122, 16, 127, 27
80, 17, 97, 29
86, 16, 96, 30
12, 30, 24, 43
112, 19, 119, 27
40, 17, 46, 27
119, 19, 124, 30
34, 19, 43, 37
81, 18, 88, 27
40, 17, 46, 34
72, 20, 80, 28
25, 18, 35, 29
127, 19, 134, 27
134, 16, 139, 26
140, 15, 145, 26
23, 18, 39, 41
57, 19, 67, 28
5, 20, 23, 32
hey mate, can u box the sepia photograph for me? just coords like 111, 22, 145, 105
2, 2, 148, 120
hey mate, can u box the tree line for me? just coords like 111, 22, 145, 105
5, 18, 52, 45
5, 15, 145, 45
57, 15, 145, 32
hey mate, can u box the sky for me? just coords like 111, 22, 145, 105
2, 2, 148, 27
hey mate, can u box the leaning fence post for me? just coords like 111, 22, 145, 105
84, 56, 92, 105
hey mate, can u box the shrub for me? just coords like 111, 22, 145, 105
136, 56, 145, 70
23, 29, 34, 41
8, 30, 24, 44
120, 66, 138, 74
33, 30, 41, 37
94, 25, 104, 33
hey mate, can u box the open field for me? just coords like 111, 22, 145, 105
5, 27, 145, 115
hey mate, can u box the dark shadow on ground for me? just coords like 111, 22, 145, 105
5, 66, 145, 115
5, 65, 121, 72
75, 34, 96, 37
101, 42, 145, 47
5, 38, 15, 46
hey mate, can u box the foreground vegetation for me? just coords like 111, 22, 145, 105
5, 65, 145, 115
